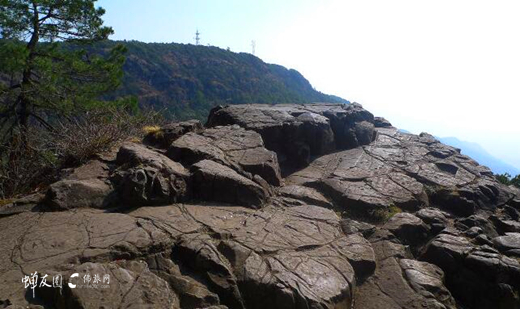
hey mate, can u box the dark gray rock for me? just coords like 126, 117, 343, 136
493, 233, 520, 257
113, 142, 190, 206
490, 213, 520, 234
191, 159, 267, 208
41, 261, 179, 308
384, 212, 430, 246
416, 208, 450, 233
143, 120, 203, 148
354, 233, 455, 309
422, 231, 520, 308
168, 125, 282, 186
277, 184, 332, 208
3, 103, 520, 309
374, 116, 392, 128
399, 259, 456, 308
207, 103, 375, 167
0, 193, 44, 217
288, 126, 512, 220
46, 178, 113, 210
45, 160, 114, 210
145, 252, 222, 309
340, 218, 376, 237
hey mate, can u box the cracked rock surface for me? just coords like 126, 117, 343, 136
1, 103, 519, 309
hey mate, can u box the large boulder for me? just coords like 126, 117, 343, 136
191, 160, 268, 208
383, 212, 430, 246
206, 103, 376, 167
143, 119, 204, 148
45, 160, 114, 210
493, 232, 520, 257
168, 125, 282, 186
112, 142, 190, 206
354, 230, 456, 309
422, 231, 520, 308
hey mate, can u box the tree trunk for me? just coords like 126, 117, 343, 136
17, 1, 40, 146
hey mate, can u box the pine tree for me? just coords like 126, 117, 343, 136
0, 0, 126, 145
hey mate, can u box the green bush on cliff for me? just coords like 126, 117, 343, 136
496, 173, 520, 188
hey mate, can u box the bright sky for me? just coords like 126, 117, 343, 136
97, 0, 520, 170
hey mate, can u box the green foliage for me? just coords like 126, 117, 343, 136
0, 0, 125, 143
98, 41, 349, 120
496, 173, 520, 188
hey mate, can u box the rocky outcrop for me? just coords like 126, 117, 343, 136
112, 142, 190, 207
191, 159, 268, 208
287, 127, 512, 219
168, 125, 282, 186
206, 103, 376, 167
45, 160, 114, 210
143, 120, 204, 148
1, 103, 519, 309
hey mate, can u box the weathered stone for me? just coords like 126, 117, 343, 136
3, 103, 520, 309
422, 231, 520, 308
174, 233, 244, 308
147, 252, 221, 308
116, 142, 188, 175
354, 235, 454, 309
287, 125, 511, 222
207, 103, 375, 167
465, 226, 483, 238
277, 184, 332, 208
191, 160, 267, 208
384, 212, 430, 246
493, 233, 520, 257
415, 208, 450, 233
340, 218, 376, 237
0, 193, 44, 217
333, 233, 376, 279
168, 125, 282, 186
422, 232, 474, 272
399, 259, 456, 308
457, 215, 498, 238
44, 160, 115, 210
143, 119, 204, 148
113, 142, 189, 206
46, 178, 113, 210
41, 261, 179, 308
508, 185, 520, 210
490, 214, 520, 234
374, 116, 392, 128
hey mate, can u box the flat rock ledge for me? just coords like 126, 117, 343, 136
1, 103, 519, 309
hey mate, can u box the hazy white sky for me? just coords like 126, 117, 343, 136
98, 0, 520, 169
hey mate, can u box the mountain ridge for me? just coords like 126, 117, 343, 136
97, 40, 348, 120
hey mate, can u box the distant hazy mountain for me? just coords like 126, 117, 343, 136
438, 137, 519, 176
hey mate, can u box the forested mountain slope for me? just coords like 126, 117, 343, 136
99, 41, 348, 119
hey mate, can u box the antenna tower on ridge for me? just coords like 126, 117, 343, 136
195, 29, 201, 45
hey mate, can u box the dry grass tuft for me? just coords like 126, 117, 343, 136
0, 108, 164, 199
